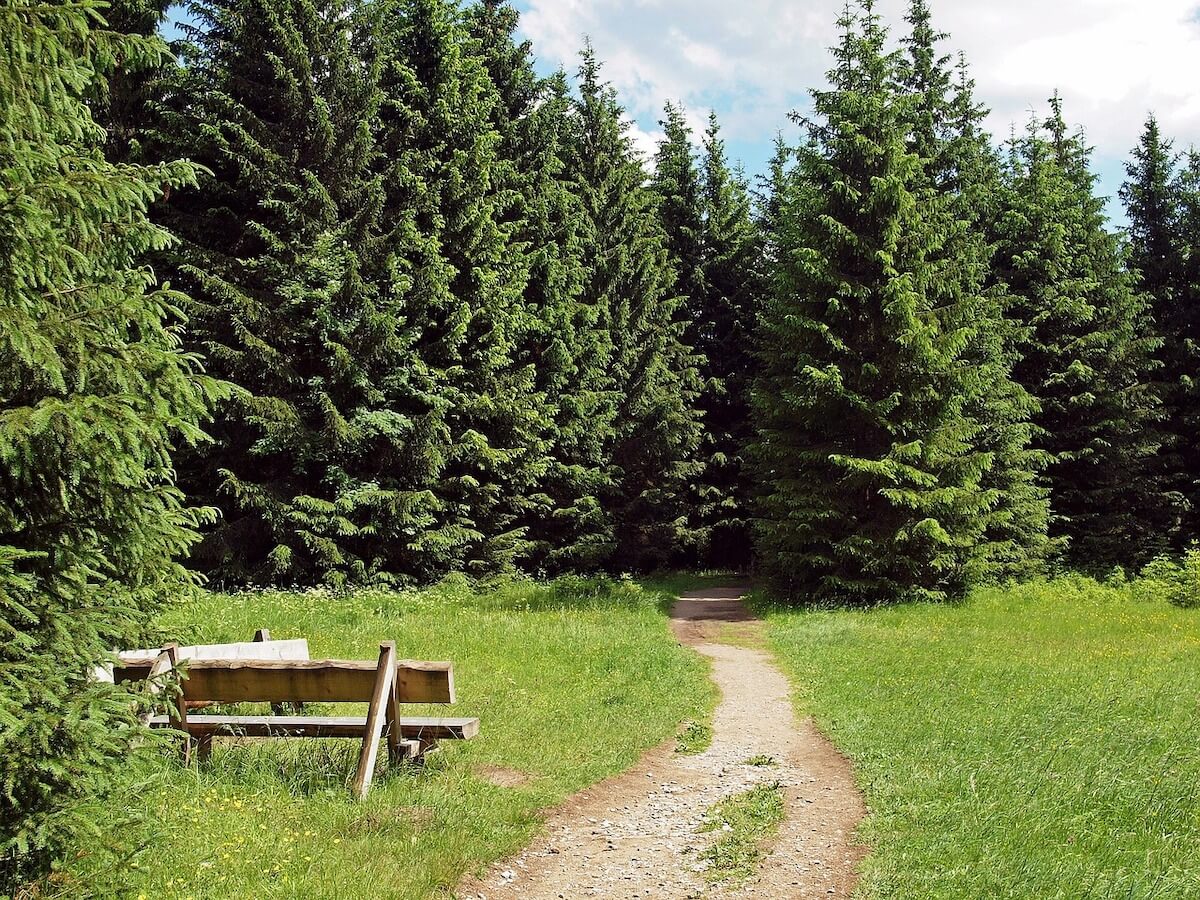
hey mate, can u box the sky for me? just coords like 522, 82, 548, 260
511, 0, 1200, 224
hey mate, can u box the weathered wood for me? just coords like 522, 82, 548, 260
391, 715, 481, 741
147, 715, 480, 741
165, 644, 191, 765
112, 638, 311, 683
138, 648, 174, 726
251, 628, 289, 714
126, 635, 470, 797
400, 658, 455, 705
176, 658, 452, 704
351, 643, 396, 800
397, 739, 422, 761
384, 659, 404, 763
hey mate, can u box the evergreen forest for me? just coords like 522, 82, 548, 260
4, 0, 1200, 888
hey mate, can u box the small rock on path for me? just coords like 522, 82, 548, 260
457, 586, 866, 899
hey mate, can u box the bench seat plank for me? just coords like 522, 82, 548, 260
148, 714, 480, 741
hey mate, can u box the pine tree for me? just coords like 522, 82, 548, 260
372, 0, 543, 578
995, 98, 1171, 570
899, 0, 1051, 577
1121, 117, 1197, 543
753, 1, 1010, 605
157, 0, 417, 585
1, 0, 220, 884
569, 45, 702, 569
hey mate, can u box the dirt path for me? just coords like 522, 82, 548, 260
458, 586, 866, 899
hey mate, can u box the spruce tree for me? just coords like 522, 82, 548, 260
465, 3, 612, 571
88, 0, 172, 163
995, 99, 1171, 570
1171, 149, 1200, 535
1121, 117, 1197, 543
1, 0, 219, 884
569, 45, 702, 569
157, 0, 416, 585
1122, 117, 1180, 307
755, 134, 793, 262
651, 106, 763, 569
652, 103, 707, 324
694, 114, 763, 569
753, 1, 1009, 605
372, 0, 543, 578
899, 0, 1051, 577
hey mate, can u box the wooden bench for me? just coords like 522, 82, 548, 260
136, 641, 478, 798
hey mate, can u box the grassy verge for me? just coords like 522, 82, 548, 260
64, 576, 714, 899
698, 782, 786, 883
760, 576, 1200, 899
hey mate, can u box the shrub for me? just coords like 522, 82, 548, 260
1138, 549, 1200, 608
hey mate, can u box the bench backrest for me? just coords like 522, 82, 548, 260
177, 658, 454, 704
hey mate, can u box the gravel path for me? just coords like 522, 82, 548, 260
457, 586, 866, 899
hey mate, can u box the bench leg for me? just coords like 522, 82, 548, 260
351, 642, 397, 800
195, 734, 214, 762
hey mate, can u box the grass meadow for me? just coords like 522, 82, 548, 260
761, 576, 1200, 899
60, 577, 715, 899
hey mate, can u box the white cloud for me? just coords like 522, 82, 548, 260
625, 118, 664, 165
519, 0, 1200, 169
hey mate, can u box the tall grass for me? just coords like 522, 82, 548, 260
61, 576, 714, 899
762, 576, 1200, 899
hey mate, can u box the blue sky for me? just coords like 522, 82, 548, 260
512, 0, 1200, 225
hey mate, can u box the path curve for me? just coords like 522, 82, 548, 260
458, 586, 866, 899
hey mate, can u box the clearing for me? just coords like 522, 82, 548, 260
460, 586, 865, 898
762, 576, 1200, 898
62, 578, 713, 899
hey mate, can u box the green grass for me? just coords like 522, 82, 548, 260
675, 721, 714, 755
760, 576, 1200, 899
698, 781, 786, 883
743, 754, 777, 767
64, 576, 714, 899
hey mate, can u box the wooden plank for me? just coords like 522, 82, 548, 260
395, 716, 481, 741
113, 639, 312, 685
351, 643, 397, 799
252, 628, 287, 714
385, 666, 404, 763
146, 715, 480, 741
175, 658, 452, 704
399, 658, 455, 704
150, 715, 372, 738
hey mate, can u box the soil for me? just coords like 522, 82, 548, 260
477, 765, 536, 789
456, 586, 866, 899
